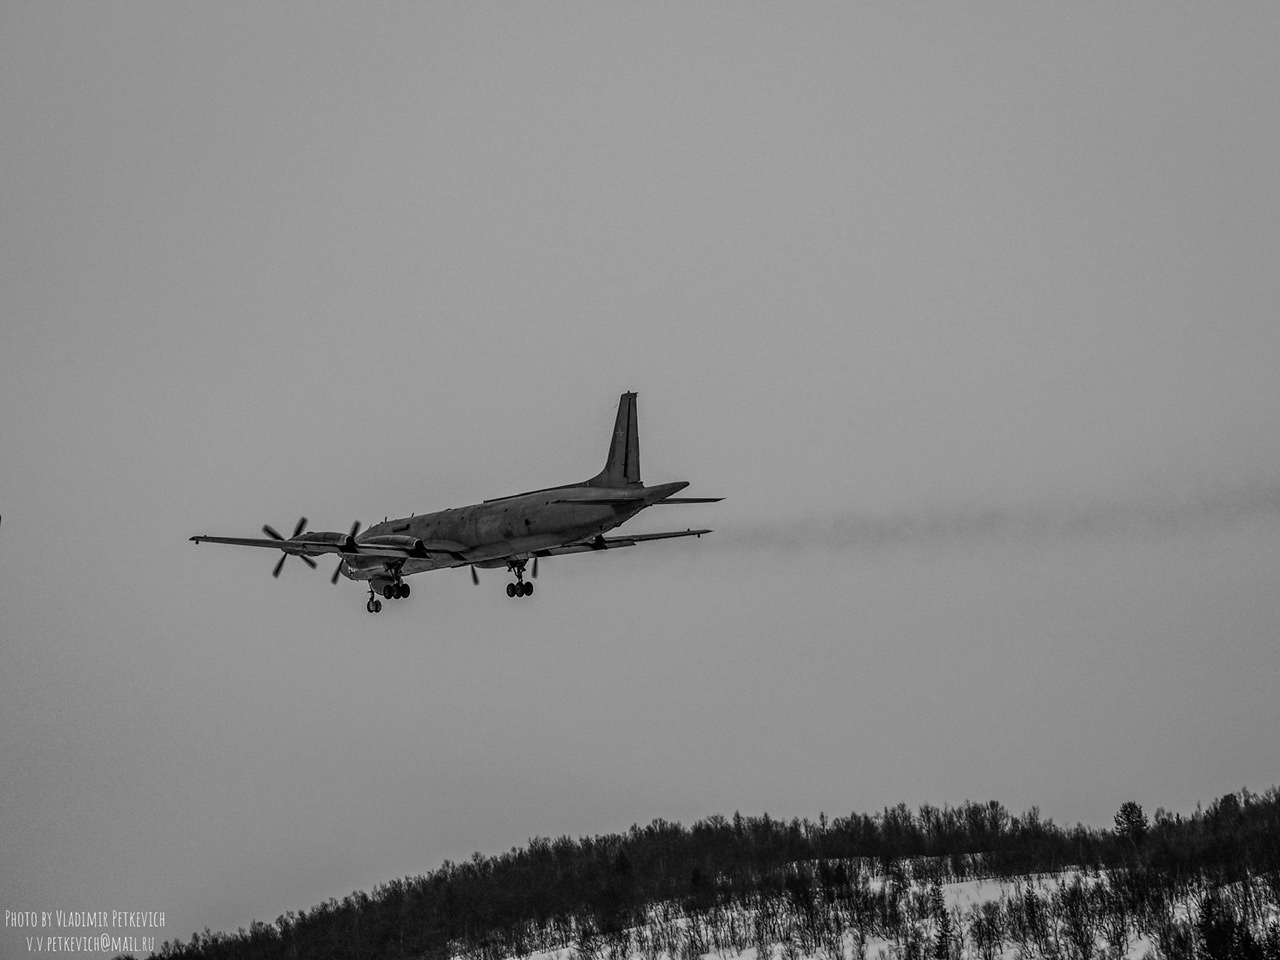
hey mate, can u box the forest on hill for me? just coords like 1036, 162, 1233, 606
145, 787, 1280, 960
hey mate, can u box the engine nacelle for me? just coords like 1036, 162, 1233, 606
298, 530, 358, 552
360, 534, 427, 556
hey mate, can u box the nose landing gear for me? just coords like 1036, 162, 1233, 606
365, 589, 383, 614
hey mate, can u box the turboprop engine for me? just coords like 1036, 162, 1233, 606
361, 534, 429, 556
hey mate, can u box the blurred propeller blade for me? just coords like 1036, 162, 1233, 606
532, 557, 538, 579
267, 517, 310, 578
471, 566, 479, 586
331, 521, 362, 585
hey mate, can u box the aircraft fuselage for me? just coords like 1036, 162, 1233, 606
343, 480, 688, 582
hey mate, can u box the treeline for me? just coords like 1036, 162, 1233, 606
147, 787, 1280, 960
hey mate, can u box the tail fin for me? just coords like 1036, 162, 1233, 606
587, 392, 641, 487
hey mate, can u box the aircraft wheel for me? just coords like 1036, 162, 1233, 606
366, 599, 374, 613
373, 599, 382, 613
383, 584, 395, 600
400, 583, 410, 599
506, 583, 517, 598
522, 582, 533, 597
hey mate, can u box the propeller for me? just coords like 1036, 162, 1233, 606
532, 557, 538, 579
263, 517, 316, 578
331, 521, 362, 584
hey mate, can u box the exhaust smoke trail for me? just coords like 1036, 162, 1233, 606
715, 482, 1280, 552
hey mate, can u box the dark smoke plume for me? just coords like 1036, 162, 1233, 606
716, 481, 1280, 552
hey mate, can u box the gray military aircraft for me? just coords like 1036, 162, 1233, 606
191, 392, 720, 613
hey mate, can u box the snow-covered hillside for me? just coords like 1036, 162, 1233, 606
504, 867, 1274, 960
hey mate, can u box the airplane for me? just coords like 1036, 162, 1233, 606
191, 392, 721, 613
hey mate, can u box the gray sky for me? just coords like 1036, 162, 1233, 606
3, 2, 1279, 952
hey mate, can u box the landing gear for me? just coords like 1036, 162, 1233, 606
366, 579, 410, 612
505, 560, 534, 598
378, 580, 411, 601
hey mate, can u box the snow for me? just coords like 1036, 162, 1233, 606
503, 873, 1163, 960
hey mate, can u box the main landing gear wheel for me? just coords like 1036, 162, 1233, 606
505, 559, 535, 598
381, 582, 411, 600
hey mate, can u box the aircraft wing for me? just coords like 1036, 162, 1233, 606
189, 535, 468, 561
529, 528, 712, 558
189, 535, 337, 554
551, 497, 723, 506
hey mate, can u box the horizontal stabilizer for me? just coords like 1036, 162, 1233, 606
653, 497, 723, 503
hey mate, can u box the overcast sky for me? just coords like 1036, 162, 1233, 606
3, 3, 1279, 953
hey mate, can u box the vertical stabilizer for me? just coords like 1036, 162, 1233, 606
588, 392, 641, 487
